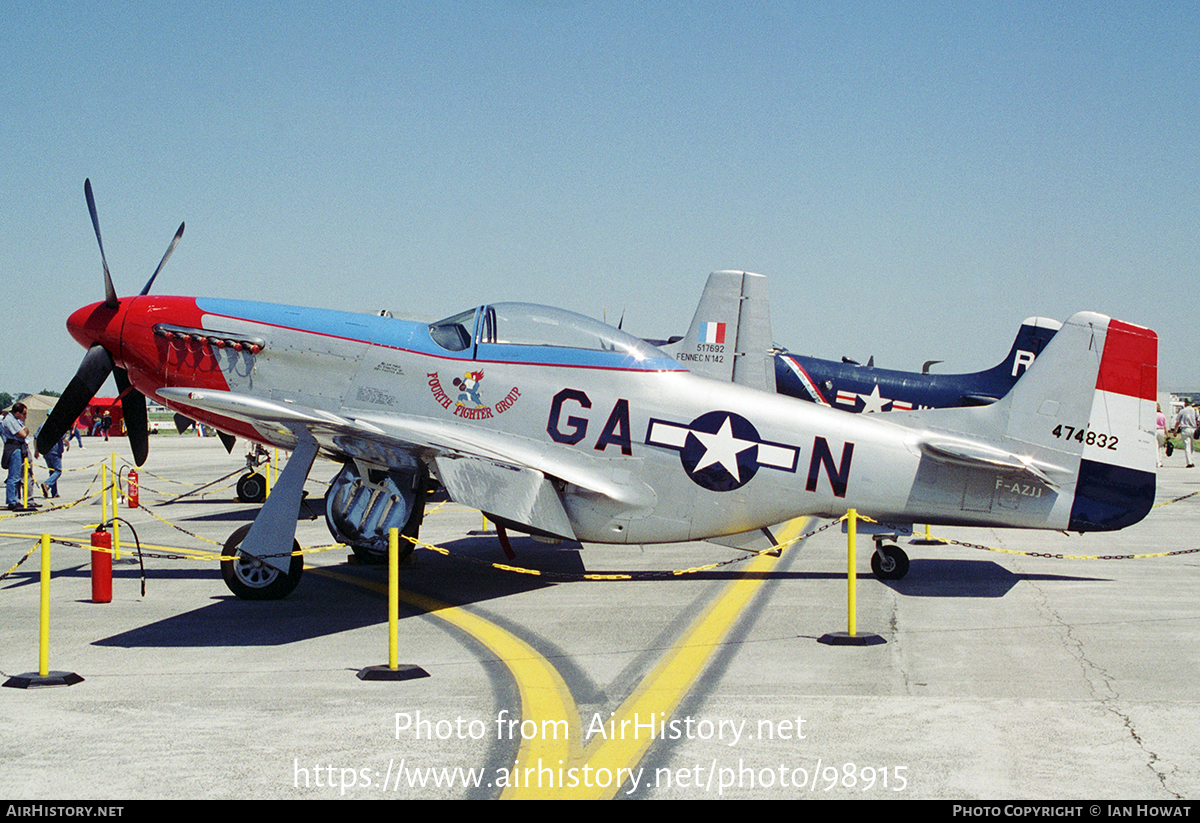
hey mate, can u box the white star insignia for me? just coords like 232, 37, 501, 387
859, 384, 891, 413
692, 416, 756, 480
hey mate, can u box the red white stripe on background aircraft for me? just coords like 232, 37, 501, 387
38, 181, 1159, 599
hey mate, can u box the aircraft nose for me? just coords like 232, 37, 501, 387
66, 300, 123, 355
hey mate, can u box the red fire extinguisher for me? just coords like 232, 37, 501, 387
127, 468, 139, 509
91, 527, 112, 603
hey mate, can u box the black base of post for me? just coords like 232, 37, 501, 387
4, 670, 85, 689
357, 664, 430, 682
818, 632, 886, 646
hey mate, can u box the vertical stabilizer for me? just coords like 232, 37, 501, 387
661, 270, 776, 392
897, 312, 1157, 532
987, 316, 1062, 383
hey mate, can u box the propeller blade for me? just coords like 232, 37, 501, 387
115, 368, 149, 466
37, 345, 114, 454
84, 179, 119, 309
140, 221, 185, 296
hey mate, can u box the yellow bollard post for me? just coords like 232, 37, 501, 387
389, 527, 399, 670
111, 453, 120, 561
101, 462, 108, 526
818, 509, 884, 646
1, 535, 83, 688
846, 508, 857, 637
355, 526, 428, 681
912, 522, 943, 546
39, 534, 50, 677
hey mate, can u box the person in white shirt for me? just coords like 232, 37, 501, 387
1175, 399, 1198, 469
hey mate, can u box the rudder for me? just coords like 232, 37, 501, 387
1068, 317, 1158, 530
1001, 312, 1157, 531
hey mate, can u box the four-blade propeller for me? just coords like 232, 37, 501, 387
35, 179, 184, 466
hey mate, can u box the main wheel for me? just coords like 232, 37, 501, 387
221, 524, 303, 599
236, 472, 267, 503
870, 543, 910, 581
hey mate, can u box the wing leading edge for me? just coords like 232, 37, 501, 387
154, 386, 660, 540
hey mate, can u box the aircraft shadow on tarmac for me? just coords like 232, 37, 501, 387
90, 534, 561, 648
86, 538, 1107, 648
879, 558, 1107, 598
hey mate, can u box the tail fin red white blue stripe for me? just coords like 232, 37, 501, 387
1067, 317, 1158, 529
998, 312, 1157, 531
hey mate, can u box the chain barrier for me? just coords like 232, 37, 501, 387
1153, 489, 1200, 508
400, 516, 842, 582
62, 457, 110, 474
0, 539, 39, 582
857, 516, 1200, 563
0, 468, 107, 521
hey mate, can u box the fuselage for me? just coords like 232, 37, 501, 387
67, 295, 1074, 544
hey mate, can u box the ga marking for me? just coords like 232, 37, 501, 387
546, 389, 632, 456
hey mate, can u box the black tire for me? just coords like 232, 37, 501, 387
870, 544, 910, 581
221, 524, 303, 600
237, 472, 267, 503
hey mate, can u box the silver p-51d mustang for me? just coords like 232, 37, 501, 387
40, 182, 1158, 599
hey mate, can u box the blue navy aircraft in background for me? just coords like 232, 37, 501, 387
661, 271, 1061, 414
773, 317, 1061, 413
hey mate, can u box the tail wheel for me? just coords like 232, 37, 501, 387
221, 523, 303, 600
237, 472, 267, 503
870, 543, 910, 581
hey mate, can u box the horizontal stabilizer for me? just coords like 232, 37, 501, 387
918, 438, 1063, 487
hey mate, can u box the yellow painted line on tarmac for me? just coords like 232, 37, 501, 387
313, 568, 581, 780
511, 517, 808, 800
314, 516, 807, 800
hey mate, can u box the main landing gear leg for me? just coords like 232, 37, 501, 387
221, 430, 319, 600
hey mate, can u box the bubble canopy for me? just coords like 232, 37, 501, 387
429, 302, 679, 370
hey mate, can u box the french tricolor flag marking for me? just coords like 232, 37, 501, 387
699, 322, 726, 344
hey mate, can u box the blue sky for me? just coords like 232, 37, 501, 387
3, 1, 1195, 395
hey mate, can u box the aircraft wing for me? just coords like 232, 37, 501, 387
155, 387, 654, 539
